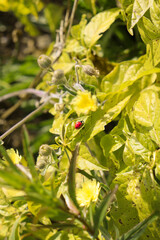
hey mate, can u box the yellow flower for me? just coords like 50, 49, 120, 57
76, 179, 100, 207
6, 149, 22, 164
72, 91, 97, 115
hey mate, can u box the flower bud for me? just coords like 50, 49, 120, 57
36, 159, 47, 169
39, 144, 52, 156
37, 55, 52, 69
53, 69, 65, 79
82, 64, 99, 77
51, 69, 66, 85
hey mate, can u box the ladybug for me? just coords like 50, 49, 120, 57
75, 121, 84, 129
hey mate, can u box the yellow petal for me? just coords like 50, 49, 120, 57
6, 148, 22, 164
76, 179, 100, 207
72, 91, 97, 115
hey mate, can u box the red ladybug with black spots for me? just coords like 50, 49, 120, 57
75, 121, 84, 129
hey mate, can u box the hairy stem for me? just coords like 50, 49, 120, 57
0, 89, 46, 102
1, 70, 45, 119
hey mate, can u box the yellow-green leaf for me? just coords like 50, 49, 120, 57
83, 8, 120, 47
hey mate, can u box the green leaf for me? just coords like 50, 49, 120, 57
137, 16, 160, 44
77, 144, 108, 170
65, 39, 86, 54
103, 95, 132, 122
111, 168, 160, 239
135, 131, 156, 152
100, 134, 124, 171
123, 133, 152, 166
146, 39, 160, 67
120, 0, 151, 35
64, 115, 88, 144
133, 89, 160, 147
0, 0, 43, 16
91, 94, 132, 142
0, 0, 43, 36
69, 107, 105, 150
83, 8, 120, 47
133, 90, 159, 127
111, 170, 140, 235
68, 145, 80, 209
150, 0, 160, 28
93, 185, 118, 237
71, 14, 87, 41
99, 226, 113, 240
0, 169, 28, 190
22, 125, 38, 179
118, 213, 159, 240
155, 149, 160, 181
9, 216, 22, 240
101, 57, 145, 94
53, 52, 75, 74
49, 115, 65, 137
126, 170, 160, 238
100, 135, 115, 159
87, 134, 107, 167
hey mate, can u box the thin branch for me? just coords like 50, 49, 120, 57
0, 101, 49, 141
66, 0, 79, 39
52, 42, 64, 64
64, 2, 70, 30
0, 89, 46, 102
1, 70, 46, 119
60, 20, 64, 44
1, 88, 59, 119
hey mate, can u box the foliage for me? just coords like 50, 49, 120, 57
1, 0, 160, 239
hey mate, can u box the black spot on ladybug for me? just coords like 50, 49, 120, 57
104, 121, 118, 134
119, 219, 123, 225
